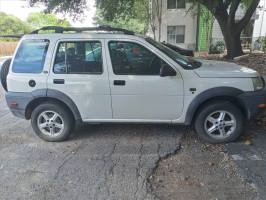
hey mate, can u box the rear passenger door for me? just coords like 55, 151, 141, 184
47, 39, 112, 120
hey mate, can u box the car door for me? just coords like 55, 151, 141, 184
47, 39, 112, 120
106, 39, 184, 121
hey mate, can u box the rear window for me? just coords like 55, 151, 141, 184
12, 39, 49, 73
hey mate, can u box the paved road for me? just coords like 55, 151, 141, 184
0, 88, 185, 200
226, 129, 266, 199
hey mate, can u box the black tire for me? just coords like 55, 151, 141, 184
0, 58, 11, 92
194, 101, 244, 144
31, 102, 74, 142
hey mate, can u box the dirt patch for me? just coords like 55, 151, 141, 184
149, 133, 257, 200
234, 53, 266, 76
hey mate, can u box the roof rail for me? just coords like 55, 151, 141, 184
30, 25, 135, 35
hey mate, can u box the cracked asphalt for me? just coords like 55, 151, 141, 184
0, 87, 186, 200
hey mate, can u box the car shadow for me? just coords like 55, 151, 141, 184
70, 123, 190, 141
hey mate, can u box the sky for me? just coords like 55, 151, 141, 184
0, 0, 96, 26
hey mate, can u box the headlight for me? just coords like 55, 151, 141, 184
252, 77, 265, 91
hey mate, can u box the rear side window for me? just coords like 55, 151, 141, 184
53, 41, 103, 74
12, 39, 49, 73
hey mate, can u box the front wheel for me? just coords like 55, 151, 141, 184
194, 101, 244, 144
31, 103, 74, 142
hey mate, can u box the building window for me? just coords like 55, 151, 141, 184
176, 0, 185, 8
167, 0, 185, 9
167, 0, 176, 9
167, 26, 185, 44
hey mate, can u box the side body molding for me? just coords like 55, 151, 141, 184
184, 87, 244, 125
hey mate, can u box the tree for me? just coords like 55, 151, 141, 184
191, 0, 260, 58
152, 0, 163, 41
27, 12, 70, 29
0, 12, 31, 35
29, 0, 260, 59
95, 0, 149, 34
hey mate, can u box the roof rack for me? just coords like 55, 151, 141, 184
30, 25, 135, 35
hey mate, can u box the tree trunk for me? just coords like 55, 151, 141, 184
218, 20, 243, 59
223, 31, 243, 59
158, 20, 161, 42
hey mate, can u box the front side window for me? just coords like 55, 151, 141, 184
12, 39, 49, 73
54, 41, 102, 74
109, 41, 171, 76
167, 26, 185, 44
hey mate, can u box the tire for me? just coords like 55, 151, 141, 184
194, 101, 244, 144
31, 102, 74, 142
0, 58, 11, 92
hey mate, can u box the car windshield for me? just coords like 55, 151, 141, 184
145, 37, 201, 69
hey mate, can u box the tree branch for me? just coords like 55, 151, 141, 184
228, 0, 241, 25
236, 0, 260, 31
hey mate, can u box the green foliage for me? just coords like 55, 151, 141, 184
0, 12, 30, 34
27, 12, 70, 29
0, 12, 31, 41
263, 38, 266, 53
29, 0, 87, 20
209, 41, 225, 54
95, 0, 149, 34
96, 15, 147, 34
96, 0, 135, 21
256, 37, 266, 52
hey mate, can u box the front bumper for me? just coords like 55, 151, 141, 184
238, 88, 266, 119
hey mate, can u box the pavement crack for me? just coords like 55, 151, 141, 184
146, 141, 182, 199
54, 141, 85, 180
94, 142, 118, 199
134, 144, 144, 200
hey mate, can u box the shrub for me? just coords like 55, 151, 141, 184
209, 41, 225, 54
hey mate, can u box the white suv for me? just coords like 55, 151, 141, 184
1, 26, 266, 143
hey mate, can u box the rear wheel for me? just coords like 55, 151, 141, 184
31, 103, 74, 142
194, 101, 244, 144
0, 58, 11, 91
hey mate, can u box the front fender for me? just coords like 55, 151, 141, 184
184, 87, 244, 125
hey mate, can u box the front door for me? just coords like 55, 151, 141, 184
106, 39, 184, 121
47, 39, 112, 120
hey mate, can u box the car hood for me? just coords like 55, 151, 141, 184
194, 59, 259, 78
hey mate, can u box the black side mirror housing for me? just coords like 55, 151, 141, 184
160, 64, 177, 77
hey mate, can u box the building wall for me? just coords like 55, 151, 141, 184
153, 1, 198, 50
253, 0, 266, 38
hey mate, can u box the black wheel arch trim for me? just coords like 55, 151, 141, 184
46, 89, 82, 120
184, 87, 244, 125
13, 89, 82, 121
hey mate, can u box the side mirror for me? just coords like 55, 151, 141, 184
160, 64, 177, 77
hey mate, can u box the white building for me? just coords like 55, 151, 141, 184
152, 0, 197, 50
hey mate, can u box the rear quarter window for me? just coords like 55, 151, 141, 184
12, 39, 49, 73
